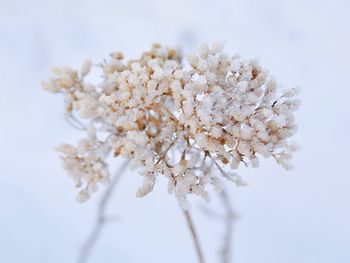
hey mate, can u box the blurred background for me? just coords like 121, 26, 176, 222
1, 0, 349, 262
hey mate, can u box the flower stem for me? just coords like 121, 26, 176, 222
77, 160, 129, 263
220, 188, 234, 263
182, 209, 205, 263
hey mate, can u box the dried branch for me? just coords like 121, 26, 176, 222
220, 188, 235, 263
64, 112, 86, 130
198, 203, 223, 220
182, 208, 205, 263
77, 160, 130, 263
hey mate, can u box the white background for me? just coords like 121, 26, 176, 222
0, 0, 349, 262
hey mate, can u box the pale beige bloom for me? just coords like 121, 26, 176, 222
43, 43, 300, 208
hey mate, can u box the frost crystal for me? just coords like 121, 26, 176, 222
43, 43, 300, 208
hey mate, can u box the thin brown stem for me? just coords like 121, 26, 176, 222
220, 188, 235, 263
182, 209, 205, 263
77, 160, 130, 263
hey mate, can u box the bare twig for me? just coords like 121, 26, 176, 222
198, 204, 223, 220
198, 152, 236, 262
77, 160, 130, 263
220, 188, 235, 263
182, 209, 205, 263
65, 112, 86, 130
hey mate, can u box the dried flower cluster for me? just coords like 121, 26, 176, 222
43, 43, 300, 208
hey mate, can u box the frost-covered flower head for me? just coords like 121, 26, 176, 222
42, 43, 300, 209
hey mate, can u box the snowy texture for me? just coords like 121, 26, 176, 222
43, 43, 299, 208
2, 1, 350, 263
